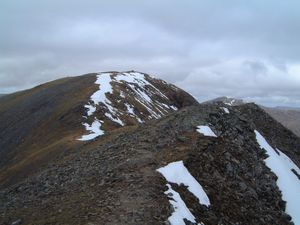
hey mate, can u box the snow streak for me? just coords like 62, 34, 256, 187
79, 71, 178, 141
157, 160, 209, 225
255, 130, 300, 225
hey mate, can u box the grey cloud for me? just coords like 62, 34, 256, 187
0, 0, 300, 107
176, 59, 300, 106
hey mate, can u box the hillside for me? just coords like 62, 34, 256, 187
0, 71, 197, 187
262, 106, 300, 137
0, 72, 299, 225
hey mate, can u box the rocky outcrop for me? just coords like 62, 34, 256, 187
204, 96, 300, 138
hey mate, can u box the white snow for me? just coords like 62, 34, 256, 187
224, 99, 235, 106
196, 126, 217, 137
78, 120, 104, 141
119, 91, 125, 98
124, 103, 135, 115
114, 71, 173, 117
79, 73, 124, 141
255, 130, 300, 225
104, 112, 124, 126
157, 161, 210, 206
164, 184, 203, 225
84, 105, 96, 116
79, 71, 178, 141
91, 73, 124, 126
91, 73, 113, 105
221, 107, 230, 114
117, 72, 169, 99
124, 103, 144, 123
170, 105, 178, 110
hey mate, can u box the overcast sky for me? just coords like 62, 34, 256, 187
1, 0, 300, 107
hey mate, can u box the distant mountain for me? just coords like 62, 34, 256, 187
203, 96, 245, 106
0, 94, 5, 98
0, 72, 299, 225
273, 106, 300, 111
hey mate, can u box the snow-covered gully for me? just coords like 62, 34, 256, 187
255, 130, 300, 225
157, 161, 210, 225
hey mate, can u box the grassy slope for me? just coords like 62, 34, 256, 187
0, 74, 97, 187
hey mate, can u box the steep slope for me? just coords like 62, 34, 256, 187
262, 106, 300, 137
0, 74, 96, 187
1, 102, 299, 225
0, 71, 197, 187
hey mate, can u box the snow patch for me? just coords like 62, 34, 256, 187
157, 161, 210, 206
255, 130, 300, 225
91, 73, 113, 105
221, 107, 229, 114
79, 72, 124, 140
196, 126, 217, 137
104, 112, 124, 126
92, 73, 124, 126
84, 105, 96, 116
164, 184, 204, 225
124, 103, 134, 115
170, 105, 178, 110
119, 91, 125, 98
224, 99, 235, 106
78, 120, 104, 141
115, 72, 173, 118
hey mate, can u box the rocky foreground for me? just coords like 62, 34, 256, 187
1, 102, 299, 225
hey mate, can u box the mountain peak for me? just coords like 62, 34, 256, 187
79, 71, 198, 140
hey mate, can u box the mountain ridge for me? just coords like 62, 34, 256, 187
205, 96, 300, 137
0, 71, 197, 187
0, 72, 299, 225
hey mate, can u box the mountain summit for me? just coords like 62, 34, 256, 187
77, 71, 198, 140
0, 71, 299, 225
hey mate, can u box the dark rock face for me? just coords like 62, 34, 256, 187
204, 96, 300, 138
1, 102, 299, 225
